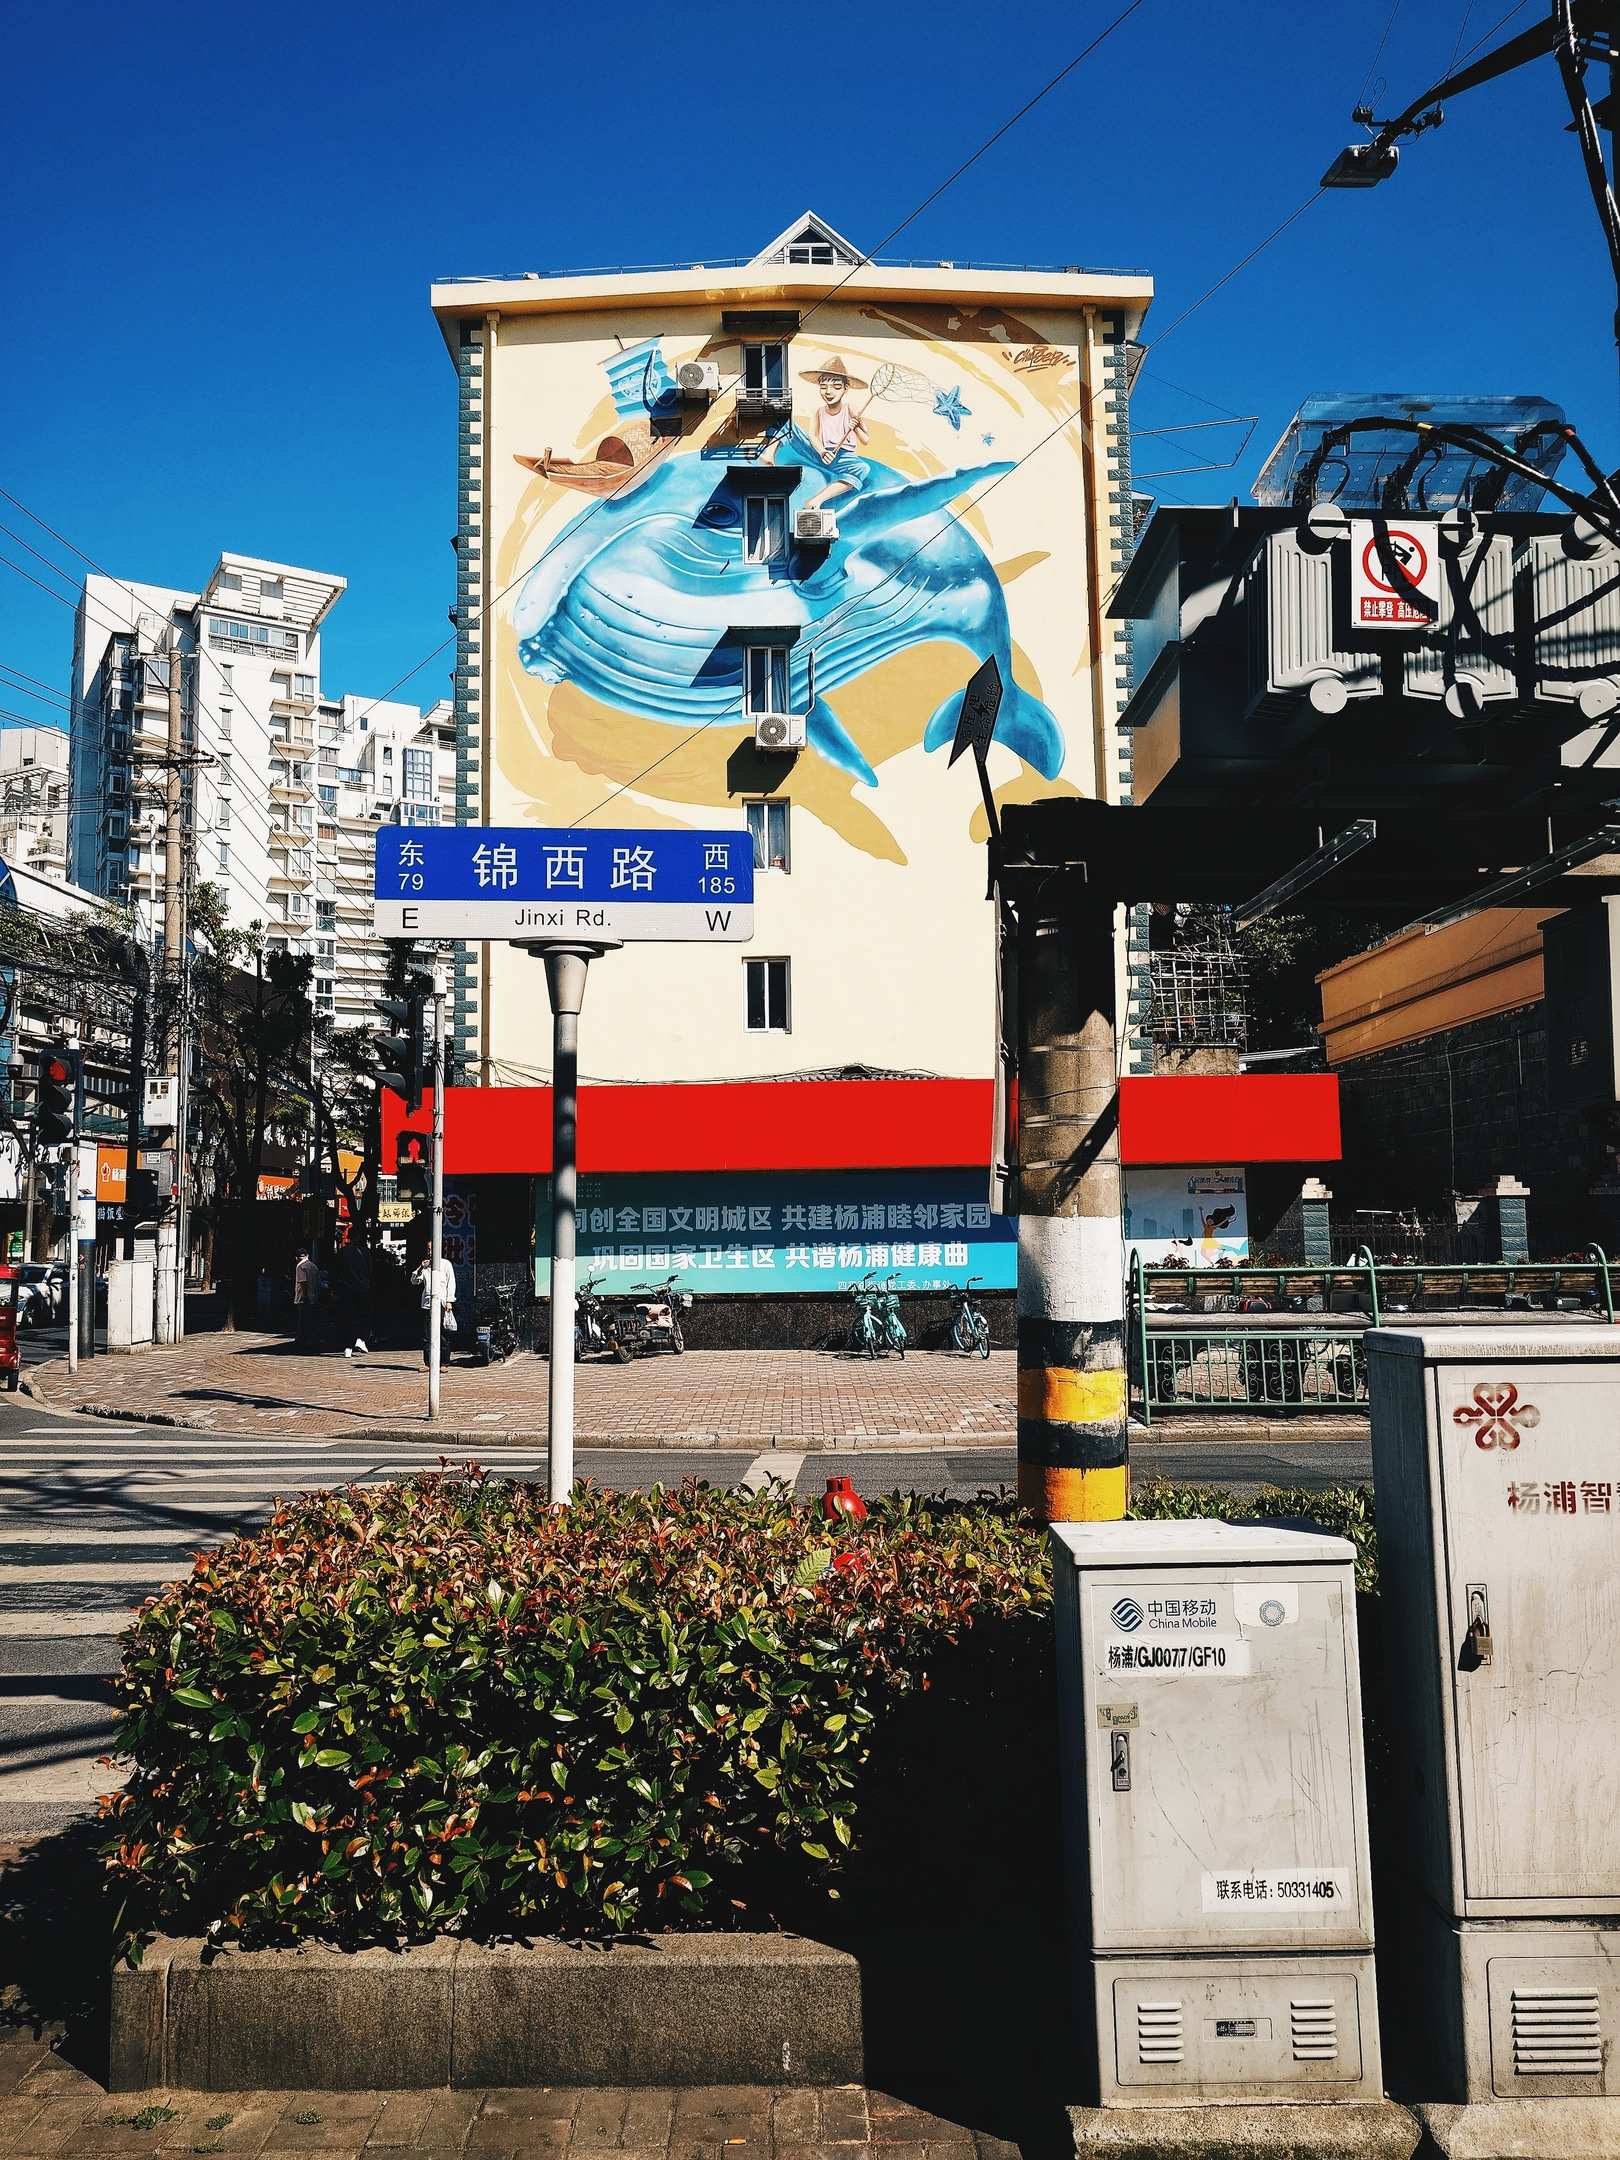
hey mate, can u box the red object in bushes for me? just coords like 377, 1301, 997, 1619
821, 1476, 867, 1524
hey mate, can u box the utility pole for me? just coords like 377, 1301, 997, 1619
164, 647, 183, 963
1013, 876, 1129, 1523
122, 948, 147, 1265
427, 969, 446, 1421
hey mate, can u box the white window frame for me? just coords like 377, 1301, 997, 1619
741, 342, 787, 393
743, 493, 789, 565
744, 956, 791, 1034
744, 645, 790, 716
747, 798, 791, 873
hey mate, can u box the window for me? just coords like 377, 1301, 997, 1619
745, 958, 791, 1033
315, 977, 334, 1015
404, 746, 434, 800
291, 805, 312, 832
294, 672, 315, 701
788, 242, 835, 265
217, 752, 232, 783
216, 799, 231, 827
747, 798, 790, 872
316, 937, 335, 962
217, 706, 232, 739
743, 493, 789, 565
218, 571, 241, 594
270, 672, 292, 701
744, 645, 789, 716
316, 899, 336, 928
381, 744, 393, 762
741, 343, 787, 393
289, 892, 308, 918
260, 577, 284, 604
217, 841, 230, 870
318, 786, 337, 812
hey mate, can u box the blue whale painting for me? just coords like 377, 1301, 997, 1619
510, 442, 1064, 788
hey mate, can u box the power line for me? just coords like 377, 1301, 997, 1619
1144, 190, 1325, 349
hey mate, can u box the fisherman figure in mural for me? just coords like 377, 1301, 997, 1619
767, 359, 871, 510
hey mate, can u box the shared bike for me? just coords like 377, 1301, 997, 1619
946, 1276, 991, 1358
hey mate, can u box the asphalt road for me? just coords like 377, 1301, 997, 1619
0, 1389, 1371, 1839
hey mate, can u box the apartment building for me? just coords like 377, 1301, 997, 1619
68, 560, 453, 1024
0, 728, 70, 883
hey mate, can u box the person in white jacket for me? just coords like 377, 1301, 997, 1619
411, 1254, 457, 1367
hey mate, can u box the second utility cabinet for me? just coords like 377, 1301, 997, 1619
1368, 1326, 1620, 2104
1051, 1520, 1382, 2106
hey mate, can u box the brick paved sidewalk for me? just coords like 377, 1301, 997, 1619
25, 1337, 1015, 1447
0, 2030, 1018, 2160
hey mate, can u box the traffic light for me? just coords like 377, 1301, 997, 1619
374, 983, 428, 1112
395, 1128, 429, 1200
37, 1048, 81, 1145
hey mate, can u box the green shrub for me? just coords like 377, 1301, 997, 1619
1131, 1477, 1378, 1592
102, 1473, 1048, 1956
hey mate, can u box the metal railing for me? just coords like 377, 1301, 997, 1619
1128, 1247, 1616, 1423
432, 257, 1149, 285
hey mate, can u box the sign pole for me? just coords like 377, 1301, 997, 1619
520, 941, 618, 1507
66, 1148, 78, 1379
428, 972, 446, 1422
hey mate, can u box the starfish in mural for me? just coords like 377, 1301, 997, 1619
933, 384, 971, 431
981, 431, 995, 448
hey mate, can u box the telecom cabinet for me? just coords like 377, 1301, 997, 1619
1051, 1521, 1383, 2105
1368, 1327, 1620, 2105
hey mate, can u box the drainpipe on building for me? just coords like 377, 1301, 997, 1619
1015, 873, 1128, 1522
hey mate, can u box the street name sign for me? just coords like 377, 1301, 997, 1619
373, 825, 754, 940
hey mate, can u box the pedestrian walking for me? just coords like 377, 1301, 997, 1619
292, 1247, 321, 1353
411, 1252, 457, 1366
336, 1237, 373, 1357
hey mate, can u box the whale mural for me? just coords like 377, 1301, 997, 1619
510, 446, 1065, 788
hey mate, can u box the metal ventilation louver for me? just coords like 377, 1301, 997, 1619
1136, 2000, 1183, 2064
1511, 1989, 1603, 2077
1291, 1998, 1338, 2061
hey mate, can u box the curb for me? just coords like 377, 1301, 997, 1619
113, 1933, 863, 2093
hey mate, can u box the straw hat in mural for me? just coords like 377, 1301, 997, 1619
799, 357, 868, 386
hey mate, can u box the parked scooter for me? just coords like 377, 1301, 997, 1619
574, 1273, 613, 1360
604, 1273, 692, 1360
474, 1278, 522, 1366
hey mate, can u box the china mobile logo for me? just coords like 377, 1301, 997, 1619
1453, 1382, 1540, 1450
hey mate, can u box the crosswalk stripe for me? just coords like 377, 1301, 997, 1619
0, 1613, 127, 1637
0, 1530, 212, 1547
0, 1563, 194, 1583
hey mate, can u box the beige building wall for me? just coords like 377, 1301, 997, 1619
433, 238, 1151, 1087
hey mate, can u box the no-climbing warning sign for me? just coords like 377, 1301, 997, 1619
1349, 518, 1440, 627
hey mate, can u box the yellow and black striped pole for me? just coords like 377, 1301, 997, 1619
1014, 877, 1128, 1523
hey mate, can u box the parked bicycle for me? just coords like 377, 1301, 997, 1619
474, 1279, 523, 1366
574, 1273, 612, 1360
604, 1274, 691, 1360
946, 1276, 991, 1357
848, 1273, 906, 1358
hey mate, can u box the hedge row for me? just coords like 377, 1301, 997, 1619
102, 1474, 1050, 1955
102, 1472, 1376, 1959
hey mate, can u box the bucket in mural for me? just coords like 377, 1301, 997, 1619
602, 339, 675, 418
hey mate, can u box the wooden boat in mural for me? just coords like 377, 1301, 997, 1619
514, 430, 672, 496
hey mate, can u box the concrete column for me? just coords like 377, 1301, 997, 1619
155, 1219, 178, 1344
1494, 1174, 1530, 1262
1015, 880, 1127, 1522
1299, 1177, 1333, 1267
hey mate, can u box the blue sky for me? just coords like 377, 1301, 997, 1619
3, 0, 1613, 723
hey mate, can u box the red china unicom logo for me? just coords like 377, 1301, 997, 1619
1453, 1382, 1540, 1450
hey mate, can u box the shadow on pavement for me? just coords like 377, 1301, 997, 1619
0, 1820, 112, 2081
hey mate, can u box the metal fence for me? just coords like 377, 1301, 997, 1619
1128, 1248, 1616, 1422
1144, 947, 1248, 1048
1139, 1328, 1368, 1415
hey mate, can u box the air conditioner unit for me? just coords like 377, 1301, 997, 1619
676, 360, 720, 402
795, 507, 839, 543
754, 712, 806, 752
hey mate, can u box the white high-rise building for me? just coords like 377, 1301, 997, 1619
67, 559, 454, 1025
0, 728, 70, 883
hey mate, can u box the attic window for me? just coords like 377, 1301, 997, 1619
788, 242, 835, 265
